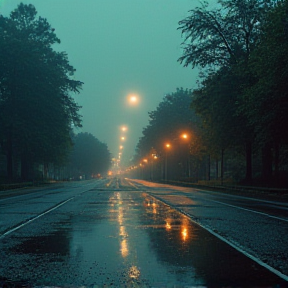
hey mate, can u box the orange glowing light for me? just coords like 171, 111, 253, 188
166, 222, 171, 230
182, 228, 188, 241
182, 133, 188, 139
166, 143, 171, 148
129, 266, 140, 279
121, 239, 129, 257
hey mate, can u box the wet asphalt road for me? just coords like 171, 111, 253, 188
0, 178, 287, 287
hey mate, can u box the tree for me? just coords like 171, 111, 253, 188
243, 0, 288, 182
69, 133, 111, 179
0, 4, 83, 181
192, 66, 250, 182
178, 0, 275, 183
136, 88, 198, 155
134, 88, 201, 180
178, 0, 274, 69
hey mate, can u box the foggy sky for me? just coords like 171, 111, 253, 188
1, 0, 201, 161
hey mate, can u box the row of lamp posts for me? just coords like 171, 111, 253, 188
139, 133, 190, 181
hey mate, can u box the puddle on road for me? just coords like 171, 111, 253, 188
0, 191, 286, 287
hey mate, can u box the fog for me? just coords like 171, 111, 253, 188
1, 0, 200, 160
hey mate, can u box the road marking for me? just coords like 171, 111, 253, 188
209, 199, 288, 223
183, 210, 288, 282
0, 197, 75, 239
126, 180, 139, 190
148, 192, 288, 282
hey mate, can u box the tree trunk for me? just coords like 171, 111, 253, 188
221, 149, 224, 185
274, 142, 279, 178
21, 153, 29, 182
207, 154, 211, 181
245, 141, 252, 184
7, 131, 13, 182
262, 143, 273, 184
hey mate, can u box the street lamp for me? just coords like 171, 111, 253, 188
181, 133, 188, 139
164, 133, 190, 180
127, 94, 139, 106
151, 153, 158, 181
180, 133, 190, 177
165, 143, 171, 181
121, 126, 128, 132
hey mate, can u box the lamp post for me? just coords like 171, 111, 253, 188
180, 133, 190, 178
151, 154, 157, 181
165, 143, 171, 181
164, 133, 190, 180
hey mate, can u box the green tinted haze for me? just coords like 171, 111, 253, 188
1, 0, 203, 160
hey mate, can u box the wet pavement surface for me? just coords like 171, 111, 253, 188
0, 179, 287, 287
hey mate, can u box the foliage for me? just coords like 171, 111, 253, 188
134, 88, 199, 162
243, 0, 288, 147
178, 0, 273, 69
177, 0, 281, 183
69, 132, 111, 178
0, 4, 83, 180
191, 66, 252, 156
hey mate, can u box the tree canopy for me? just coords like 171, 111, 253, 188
134, 88, 200, 167
0, 4, 83, 181
177, 0, 288, 185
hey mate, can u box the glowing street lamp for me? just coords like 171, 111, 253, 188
181, 133, 188, 139
130, 95, 137, 103
127, 93, 139, 106
165, 143, 171, 181
181, 133, 191, 177
121, 126, 128, 132
121, 136, 125, 141
151, 153, 158, 180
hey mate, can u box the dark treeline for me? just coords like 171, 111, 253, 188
69, 132, 111, 180
0, 4, 110, 183
130, 0, 288, 187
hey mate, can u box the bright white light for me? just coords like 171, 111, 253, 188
127, 93, 140, 106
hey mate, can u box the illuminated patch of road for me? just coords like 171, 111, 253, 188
148, 193, 288, 283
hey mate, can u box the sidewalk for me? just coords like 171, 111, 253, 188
159, 180, 288, 202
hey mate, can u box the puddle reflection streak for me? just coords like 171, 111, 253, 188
129, 265, 140, 279
115, 192, 129, 258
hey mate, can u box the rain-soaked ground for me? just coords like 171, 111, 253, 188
0, 186, 287, 287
